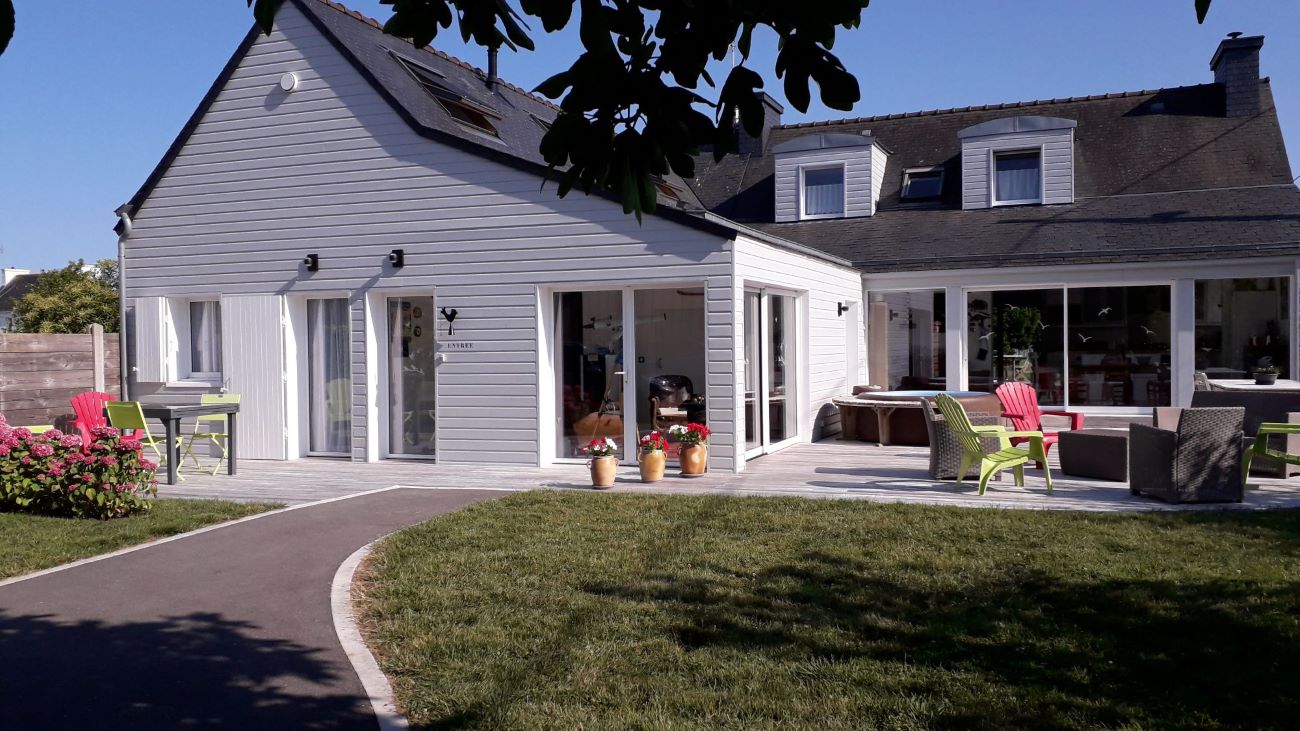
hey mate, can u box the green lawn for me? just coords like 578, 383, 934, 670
362, 492, 1300, 730
0, 499, 281, 580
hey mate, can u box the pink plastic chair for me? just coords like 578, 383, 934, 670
71, 391, 118, 446
995, 381, 1086, 467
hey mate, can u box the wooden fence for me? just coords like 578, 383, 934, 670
0, 326, 120, 428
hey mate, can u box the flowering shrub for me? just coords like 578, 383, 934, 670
638, 431, 667, 453
0, 414, 157, 519
669, 422, 712, 446
583, 437, 618, 459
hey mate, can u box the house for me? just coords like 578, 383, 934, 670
115, 0, 863, 470
0, 267, 35, 332
117, 0, 1298, 471
693, 32, 1299, 414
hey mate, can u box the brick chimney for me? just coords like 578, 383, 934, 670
1210, 32, 1264, 118
736, 92, 785, 155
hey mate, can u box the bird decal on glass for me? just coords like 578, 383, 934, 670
1098, 307, 1112, 316
1140, 325, 1156, 336
1077, 333, 1093, 343
1038, 321, 1050, 330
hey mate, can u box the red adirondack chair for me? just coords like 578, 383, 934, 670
994, 381, 1085, 467
70, 391, 117, 446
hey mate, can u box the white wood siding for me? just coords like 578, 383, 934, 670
960, 129, 1074, 209
219, 295, 287, 459
774, 146, 876, 222
122, 3, 734, 468
732, 236, 865, 468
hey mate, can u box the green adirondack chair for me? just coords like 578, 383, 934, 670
933, 393, 1053, 495
1242, 422, 1300, 483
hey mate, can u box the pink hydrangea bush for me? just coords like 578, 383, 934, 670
0, 414, 157, 519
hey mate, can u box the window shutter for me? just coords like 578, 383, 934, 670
133, 297, 167, 383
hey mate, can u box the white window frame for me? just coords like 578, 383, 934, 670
798, 163, 847, 220
900, 166, 945, 201
165, 298, 223, 386
990, 148, 1044, 207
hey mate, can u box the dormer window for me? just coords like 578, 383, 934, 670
901, 167, 944, 201
993, 150, 1042, 205
800, 164, 846, 219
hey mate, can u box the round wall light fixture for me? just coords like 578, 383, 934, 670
279, 72, 299, 92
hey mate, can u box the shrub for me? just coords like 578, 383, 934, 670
0, 414, 157, 519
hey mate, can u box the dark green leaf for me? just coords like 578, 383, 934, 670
0, 0, 13, 56
1195, 0, 1213, 23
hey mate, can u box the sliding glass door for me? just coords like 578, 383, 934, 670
388, 296, 437, 457
553, 287, 710, 463
745, 289, 801, 459
306, 298, 352, 455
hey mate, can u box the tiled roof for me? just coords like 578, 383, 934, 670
0, 273, 37, 310
692, 79, 1300, 271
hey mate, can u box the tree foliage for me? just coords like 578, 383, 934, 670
0, 0, 1218, 216
14, 260, 120, 334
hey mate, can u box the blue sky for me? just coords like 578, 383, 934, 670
1, 0, 1298, 272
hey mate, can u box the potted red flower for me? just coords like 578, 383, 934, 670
669, 423, 711, 477
583, 437, 618, 488
637, 431, 668, 483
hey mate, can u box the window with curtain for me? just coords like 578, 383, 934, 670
189, 301, 223, 375
802, 165, 845, 217
994, 151, 1042, 203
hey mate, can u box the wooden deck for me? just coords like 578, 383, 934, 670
167, 440, 1300, 512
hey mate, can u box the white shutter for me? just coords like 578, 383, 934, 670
133, 297, 167, 383
220, 295, 287, 459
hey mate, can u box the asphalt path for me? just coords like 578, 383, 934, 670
0, 488, 500, 729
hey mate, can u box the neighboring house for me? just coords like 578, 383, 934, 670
693, 32, 1300, 415
116, 0, 863, 469
118, 0, 1298, 471
0, 268, 35, 332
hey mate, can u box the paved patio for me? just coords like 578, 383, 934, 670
170, 440, 1300, 512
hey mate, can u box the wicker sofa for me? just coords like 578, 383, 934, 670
1130, 407, 1246, 503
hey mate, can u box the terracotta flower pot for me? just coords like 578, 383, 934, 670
590, 455, 617, 488
679, 444, 708, 477
638, 450, 666, 483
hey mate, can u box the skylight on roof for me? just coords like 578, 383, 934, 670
901, 167, 944, 200
392, 54, 501, 137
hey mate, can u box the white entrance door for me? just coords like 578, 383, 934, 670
744, 289, 801, 460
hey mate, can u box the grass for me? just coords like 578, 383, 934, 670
361, 492, 1300, 730
0, 499, 280, 580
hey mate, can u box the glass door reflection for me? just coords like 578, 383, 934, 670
388, 296, 437, 457
307, 298, 351, 455
556, 291, 625, 460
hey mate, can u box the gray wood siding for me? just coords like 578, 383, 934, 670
122, 2, 734, 468
773, 146, 876, 223
960, 129, 1074, 209
870, 144, 889, 213
733, 236, 865, 467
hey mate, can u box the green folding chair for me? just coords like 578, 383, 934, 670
934, 393, 1053, 495
182, 393, 240, 476
1242, 422, 1300, 484
105, 401, 184, 481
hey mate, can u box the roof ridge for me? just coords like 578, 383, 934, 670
776, 81, 1229, 130
308, 0, 561, 111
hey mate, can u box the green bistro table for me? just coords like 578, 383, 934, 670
140, 404, 240, 485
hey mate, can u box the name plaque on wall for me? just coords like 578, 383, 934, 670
439, 341, 475, 350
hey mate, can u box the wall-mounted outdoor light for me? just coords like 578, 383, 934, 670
303, 253, 319, 272
388, 248, 405, 269
837, 302, 848, 317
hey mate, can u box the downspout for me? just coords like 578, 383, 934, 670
114, 204, 133, 400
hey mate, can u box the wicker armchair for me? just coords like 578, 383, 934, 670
1129, 407, 1245, 503
921, 406, 1002, 481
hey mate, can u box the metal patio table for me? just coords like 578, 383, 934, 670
140, 403, 240, 485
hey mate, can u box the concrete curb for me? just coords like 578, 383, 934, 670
332, 536, 408, 731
